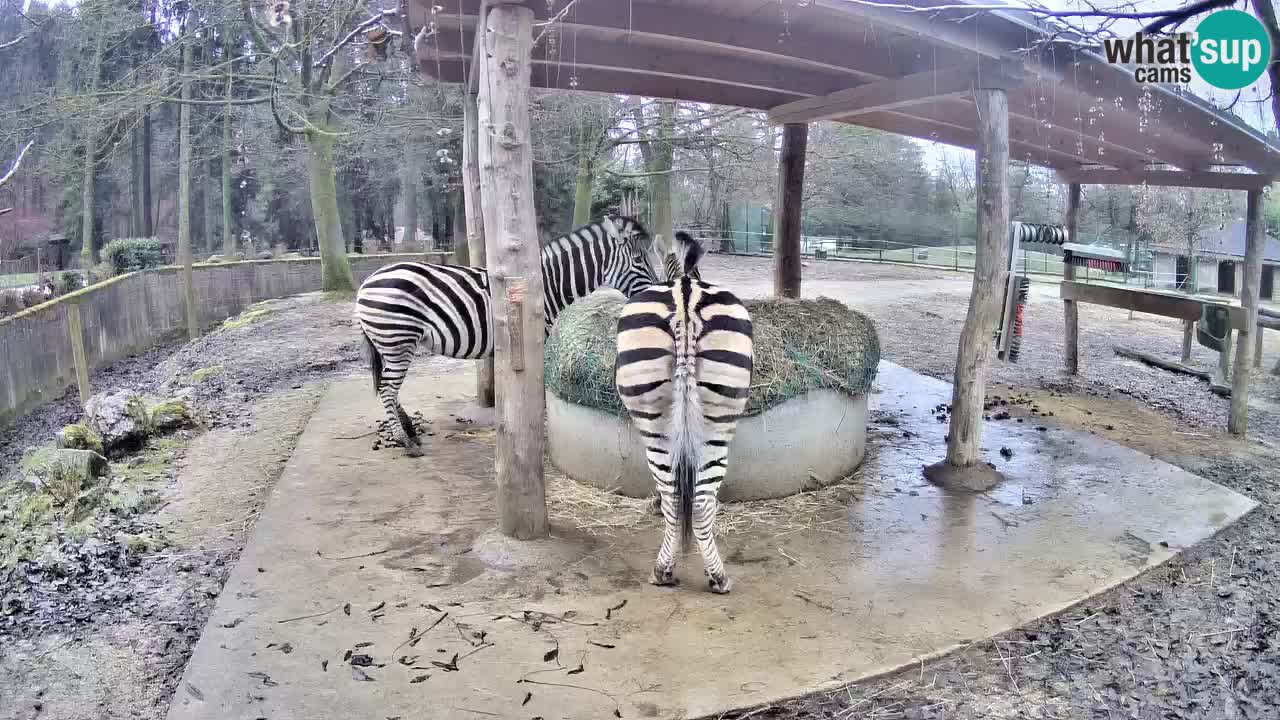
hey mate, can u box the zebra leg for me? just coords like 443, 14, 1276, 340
650, 487, 679, 586
377, 349, 424, 457
694, 495, 731, 594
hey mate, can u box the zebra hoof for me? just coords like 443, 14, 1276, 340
649, 567, 678, 587
707, 574, 733, 594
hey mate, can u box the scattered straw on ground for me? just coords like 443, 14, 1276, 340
544, 456, 862, 540
545, 291, 880, 417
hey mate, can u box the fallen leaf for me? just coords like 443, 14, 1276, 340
278, 643, 293, 654
567, 665, 584, 675
355, 642, 373, 649
410, 674, 430, 684
522, 691, 532, 706
186, 683, 204, 701
543, 647, 559, 663
221, 617, 242, 629
351, 667, 376, 682
343, 603, 352, 616
588, 641, 615, 649
606, 599, 627, 620
350, 654, 375, 667
321, 660, 329, 672
426, 604, 442, 612
343, 650, 353, 662
369, 601, 386, 613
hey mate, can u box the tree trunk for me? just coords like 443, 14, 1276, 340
452, 192, 468, 264
463, 91, 495, 407
572, 113, 596, 226
773, 123, 807, 298
649, 100, 676, 252
130, 127, 142, 237
402, 158, 418, 250
478, 3, 547, 539
935, 87, 1009, 488
1229, 189, 1265, 435
178, 40, 199, 340
79, 32, 105, 266
204, 158, 219, 255
222, 73, 235, 256
142, 110, 154, 237
307, 121, 355, 291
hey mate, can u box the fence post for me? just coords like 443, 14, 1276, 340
66, 300, 92, 405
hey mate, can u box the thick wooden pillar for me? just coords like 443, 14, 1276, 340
463, 88, 495, 408
477, 2, 547, 539
928, 87, 1009, 490
773, 123, 807, 299
1229, 188, 1265, 435
1063, 183, 1081, 374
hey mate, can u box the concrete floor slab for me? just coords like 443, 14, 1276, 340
167, 360, 1256, 720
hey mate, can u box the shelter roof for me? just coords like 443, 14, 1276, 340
412, 0, 1280, 184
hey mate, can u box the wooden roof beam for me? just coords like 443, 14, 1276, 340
1055, 168, 1274, 191
767, 61, 1025, 125
852, 110, 1085, 170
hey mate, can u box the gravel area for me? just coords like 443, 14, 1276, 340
697, 254, 1280, 720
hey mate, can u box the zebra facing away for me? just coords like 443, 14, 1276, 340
615, 232, 754, 594
356, 216, 663, 457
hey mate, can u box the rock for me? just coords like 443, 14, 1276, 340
256, 251, 273, 260
21, 447, 110, 501
149, 399, 193, 432
56, 423, 105, 455
84, 391, 151, 454
205, 254, 225, 263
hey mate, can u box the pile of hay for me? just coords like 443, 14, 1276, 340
545, 289, 880, 417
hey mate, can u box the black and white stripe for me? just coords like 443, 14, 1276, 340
357, 216, 661, 456
615, 231, 753, 594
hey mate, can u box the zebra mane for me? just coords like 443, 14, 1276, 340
602, 215, 653, 250
673, 231, 704, 277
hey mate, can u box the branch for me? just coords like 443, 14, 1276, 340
1142, 0, 1237, 33
313, 9, 397, 69
0, 34, 26, 51
0, 140, 33, 189
270, 57, 308, 136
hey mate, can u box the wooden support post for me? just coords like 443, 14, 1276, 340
926, 86, 1010, 491
1063, 183, 1081, 375
477, 2, 548, 540
1229, 188, 1265, 435
1255, 323, 1264, 368
1182, 319, 1194, 363
463, 86, 495, 408
66, 301, 91, 405
773, 123, 807, 299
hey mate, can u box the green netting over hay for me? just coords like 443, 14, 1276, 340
544, 289, 881, 417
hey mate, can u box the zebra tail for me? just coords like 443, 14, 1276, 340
669, 297, 702, 554
362, 328, 383, 396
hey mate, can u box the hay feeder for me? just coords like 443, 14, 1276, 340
544, 290, 881, 502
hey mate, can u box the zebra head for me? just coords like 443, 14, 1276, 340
599, 215, 663, 296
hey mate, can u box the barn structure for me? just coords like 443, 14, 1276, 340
409, 0, 1280, 538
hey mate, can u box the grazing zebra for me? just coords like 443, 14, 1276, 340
357, 216, 662, 457
615, 231, 753, 594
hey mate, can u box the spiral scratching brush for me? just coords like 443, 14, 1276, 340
998, 276, 1030, 363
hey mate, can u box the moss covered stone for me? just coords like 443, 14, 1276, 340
545, 290, 881, 417
57, 423, 105, 455
188, 366, 223, 384
149, 399, 193, 432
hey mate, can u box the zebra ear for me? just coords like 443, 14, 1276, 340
600, 216, 622, 242
675, 232, 703, 275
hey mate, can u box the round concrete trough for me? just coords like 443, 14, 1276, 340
546, 388, 868, 502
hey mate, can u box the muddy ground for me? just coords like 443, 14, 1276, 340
2, 259, 1279, 719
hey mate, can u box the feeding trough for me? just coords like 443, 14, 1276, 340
544, 290, 880, 502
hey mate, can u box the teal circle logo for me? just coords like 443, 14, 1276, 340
1192, 9, 1272, 90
